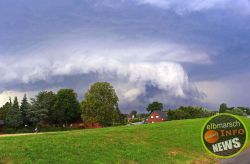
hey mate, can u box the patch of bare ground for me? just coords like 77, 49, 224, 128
0, 132, 48, 137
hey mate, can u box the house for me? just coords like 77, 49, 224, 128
148, 111, 167, 123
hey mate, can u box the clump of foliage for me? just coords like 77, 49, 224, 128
1, 82, 249, 133
146, 101, 163, 113
219, 103, 249, 116
0, 98, 12, 121
167, 106, 215, 120
0, 89, 81, 131
5, 97, 23, 129
53, 89, 80, 126
81, 82, 121, 126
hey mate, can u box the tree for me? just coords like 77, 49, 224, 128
32, 91, 57, 124
130, 110, 137, 118
26, 98, 48, 128
178, 106, 205, 119
20, 94, 30, 125
146, 101, 163, 113
225, 108, 246, 116
219, 103, 228, 113
0, 98, 12, 121
167, 109, 175, 120
238, 107, 250, 115
167, 106, 215, 120
53, 89, 80, 126
6, 97, 23, 129
81, 82, 120, 126
174, 109, 188, 120
26, 91, 56, 127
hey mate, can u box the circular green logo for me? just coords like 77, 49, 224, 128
201, 113, 248, 158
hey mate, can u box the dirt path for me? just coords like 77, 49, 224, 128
220, 148, 250, 164
0, 133, 42, 137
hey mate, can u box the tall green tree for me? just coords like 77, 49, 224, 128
33, 91, 57, 124
20, 94, 30, 125
146, 101, 163, 113
6, 97, 23, 128
81, 82, 120, 126
53, 89, 80, 126
26, 91, 56, 127
219, 103, 228, 113
26, 98, 48, 128
0, 98, 12, 121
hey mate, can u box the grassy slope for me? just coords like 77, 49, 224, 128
0, 118, 249, 164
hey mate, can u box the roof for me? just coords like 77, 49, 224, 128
150, 110, 167, 119
0, 120, 4, 125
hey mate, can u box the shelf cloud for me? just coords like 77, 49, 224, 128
0, 0, 250, 111
0, 36, 207, 110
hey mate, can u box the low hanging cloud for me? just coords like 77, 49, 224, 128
0, 0, 249, 111
135, 0, 250, 14
0, 35, 209, 110
196, 72, 250, 108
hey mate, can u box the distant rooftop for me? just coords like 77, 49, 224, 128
151, 110, 167, 119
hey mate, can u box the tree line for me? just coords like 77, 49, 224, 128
1, 82, 249, 131
0, 82, 122, 130
219, 103, 250, 116
129, 101, 216, 122
0, 89, 80, 129
130, 101, 250, 122
167, 106, 216, 120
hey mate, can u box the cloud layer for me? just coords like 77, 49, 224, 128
136, 0, 250, 14
0, 35, 207, 109
0, 0, 250, 111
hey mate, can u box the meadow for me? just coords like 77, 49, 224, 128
0, 117, 249, 164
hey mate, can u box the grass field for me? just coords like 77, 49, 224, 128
0, 117, 250, 164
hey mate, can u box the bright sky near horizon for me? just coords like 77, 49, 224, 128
0, 0, 250, 112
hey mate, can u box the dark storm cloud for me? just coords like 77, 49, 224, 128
0, 0, 250, 110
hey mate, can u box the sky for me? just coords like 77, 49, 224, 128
0, 0, 250, 112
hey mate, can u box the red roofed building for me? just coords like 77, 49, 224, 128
148, 111, 167, 123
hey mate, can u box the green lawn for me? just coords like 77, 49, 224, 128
0, 117, 250, 164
